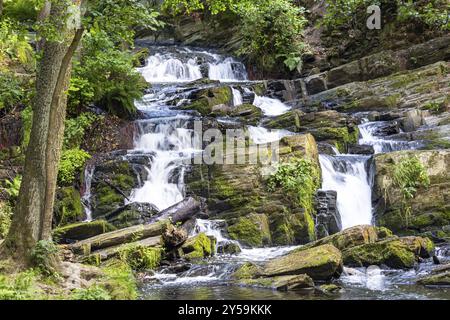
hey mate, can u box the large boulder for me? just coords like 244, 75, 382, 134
179, 233, 215, 261
101, 202, 159, 229
342, 237, 434, 269
373, 150, 450, 235
227, 213, 271, 247
53, 186, 84, 227
181, 86, 233, 116
185, 134, 321, 247
262, 244, 343, 280
314, 190, 342, 238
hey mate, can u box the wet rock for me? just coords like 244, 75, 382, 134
227, 213, 271, 248
238, 274, 315, 291
102, 202, 159, 229
342, 238, 426, 269
53, 186, 84, 227
53, 220, 117, 244
262, 244, 343, 281
417, 263, 450, 286
318, 283, 342, 294
162, 224, 188, 249
302, 225, 392, 252
217, 242, 241, 255
348, 144, 374, 155
230, 104, 262, 125
179, 233, 215, 261
314, 190, 342, 239
151, 197, 201, 224
182, 86, 233, 116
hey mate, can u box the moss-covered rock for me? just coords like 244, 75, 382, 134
262, 244, 343, 280
180, 233, 214, 261
53, 220, 116, 244
233, 262, 262, 280
230, 104, 262, 125
182, 86, 232, 116
227, 214, 271, 247
417, 264, 450, 286
342, 239, 418, 269
53, 187, 84, 227
374, 150, 450, 235
238, 274, 314, 291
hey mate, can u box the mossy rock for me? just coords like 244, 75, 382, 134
342, 239, 418, 269
233, 262, 262, 280
227, 214, 271, 247
180, 233, 214, 261
417, 264, 450, 286
100, 259, 137, 300
238, 274, 314, 291
262, 244, 343, 281
230, 104, 262, 125
53, 220, 116, 244
182, 86, 232, 116
53, 187, 84, 227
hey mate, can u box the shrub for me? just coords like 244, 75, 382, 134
30, 240, 60, 277
0, 270, 40, 300
0, 73, 24, 113
3, 0, 38, 22
236, 0, 309, 74
0, 18, 34, 67
63, 113, 98, 150
393, 156, 430, 226
3, 175, 22, 201
58, 148, 91, 185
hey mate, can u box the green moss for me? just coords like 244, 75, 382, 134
232, 262, 260, 280
228, 214, 271, 247
181, 86, 232, 116
53, 220, 116, 243
71, 285, 111, 300
53, 187, 84, 227
118, 244, 163, 271
101, 259, 137, 300
180, 233, 214, 260
385, 94, 401, 108
411, 211, 450, 229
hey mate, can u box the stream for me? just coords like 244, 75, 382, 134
86, 45, 449, 300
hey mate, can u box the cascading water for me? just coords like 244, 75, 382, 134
247, 126, 292, 144
208, 57, 248, 82
359, 120, 421, 153
231, 87, 243, 107
319, 154, 373, 229
253, 94, 291, 116
81, 164, 95, 222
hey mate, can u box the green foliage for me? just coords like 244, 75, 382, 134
0, 270, 40, 300
3, 175, 22, 201
58, 148, 91, 185
71, 285, 112, 300
101, 259, 137, 300
393, 156, 430, 226
63, 113, 98, 149
3, 0, 39, 22
0, 18, 34, 67
118, 244, 163, 271
163, 0, 247, 14
30, 240, 60, 277
0, 73, 24, 113
267, 158, 320, 216
0, 202, 13, 239
236, 0, 309, 73
69, 29, 147, 118
322, 0, 449, 31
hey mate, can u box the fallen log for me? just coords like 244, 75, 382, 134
70, 219, 170, 255
83, 236, 163, 262
150, 197, 201, 224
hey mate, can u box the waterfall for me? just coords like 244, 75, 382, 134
81, 164, 95, 222
253, 94, 291, 116
319, 154, 373, 229
247, 126, 292, 144
231, 87, 243, 107
359, 121, 420, 154
208, 57, 248, 82
130, 119, 198, 211
139, 53, 202, 83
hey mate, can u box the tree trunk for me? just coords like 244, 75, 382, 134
0, 0, 4, 17
0, 1, 84, 267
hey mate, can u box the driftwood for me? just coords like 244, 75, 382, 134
151, 197, 201, 224
70, 220, 170, 255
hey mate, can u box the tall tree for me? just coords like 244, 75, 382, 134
0, 0, 84, 266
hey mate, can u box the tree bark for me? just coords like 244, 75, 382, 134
0, 1, 84, 266
0, 0, 4, 17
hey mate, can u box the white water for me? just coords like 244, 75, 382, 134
139, 53, 202, 83
81, 165, 95, 222
231, 87, 243, 107
319, 154, 373, 229
253, 95, 291, 116
359, 121, 419, 154
130, 120, 199, 211
247, 126, 292, 144
208, 57, 248, 82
